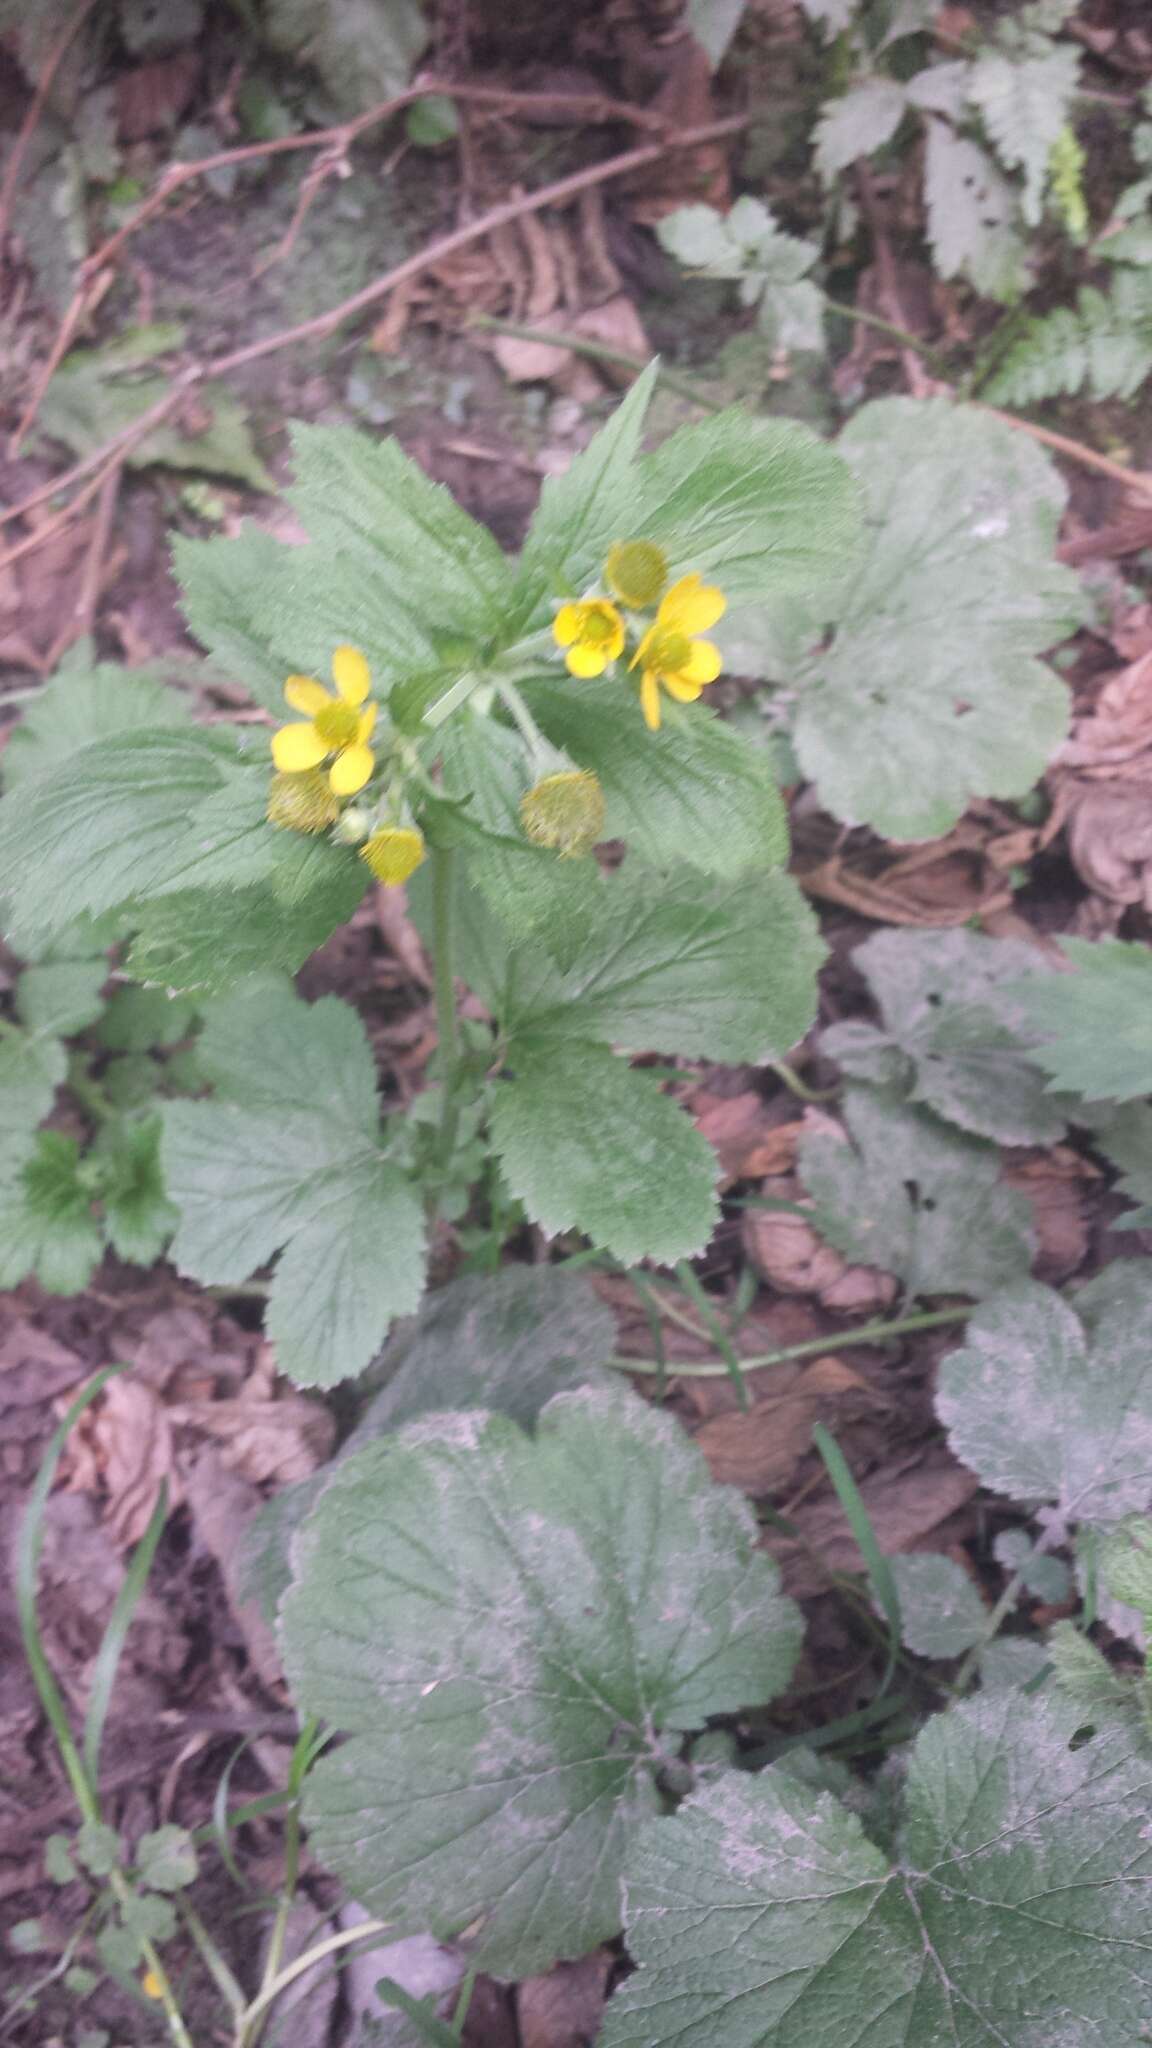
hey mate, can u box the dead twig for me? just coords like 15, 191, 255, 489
44, 457, 124, 669
0, 0, 99, 262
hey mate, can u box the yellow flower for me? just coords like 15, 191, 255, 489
360, 824, 426, 886
630, 573, 725, 731
605, 539, 669, 609
552, 597, 626, 678
266, 768, 341, 834
142, 1970, 164, 2001
520, 769, 605, 857
271, 645, 377, 795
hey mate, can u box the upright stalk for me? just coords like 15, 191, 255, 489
430, 846, 461, 1196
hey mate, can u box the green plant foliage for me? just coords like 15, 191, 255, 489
1009, 938, 1152, 1099
983, 269, 1152, 403
1099, 1516, 1152, 1622
814, 76, 907, 181
37, 326, 274, 488
0, 953, 106, 1173
799, 1085, 1034, 1298
280, 1385, 802, 1978
1081, 1102, 1152, 1229
822, 927, 1065, 1144
0, 661, 191, 791
0, 1132, 105, 1293
656, 198, 825, 351
263, 0, 426, 114
936, 1264, 1152, 1526
789, 399, 1083, 839
162, 979, 426, 1386
923, 124, 1029, 301
602, 1693, 1152, 2046
886, 1552, 987, 1659
967, 38, 1080, 225
490, 1040, 718, 1266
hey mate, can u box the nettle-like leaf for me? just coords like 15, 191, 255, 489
968, 39, 1080, 224
791, 398, 1083, 839
657, 198, 825, 352
1009, 937, 1152, 1100
490, 1040, 719, 1266
936, 1263, 1152, 1526
162, 978, 425, 1386
823, 927, 1065, 1144
1082, 1102, 1152, 1230
799, 1085, 1034, 1298
0, 660, 191, 791
923, 122, 1029, 301
0, 955, 107, 1174
984, 268, 1152, 405
886, 1552, 987, 1659
0, 1131, 104, 1293
603, 1691, 1152, 2047
814, 76, 907, 181
280, 1384, 802, 1979
242, 1263, 616, 1625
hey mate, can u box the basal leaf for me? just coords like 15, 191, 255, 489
1009, 937, 1152, 1100
936, 1263, 1152, 1525
281, 1384, 801, 1977
525, 676, 789, 880
823, 927, 1065, 1143
96, 1115, 177, 1265
792, 399, 1083, 839
887, 1552, 987, 1659
799, 1085, 1034, 1297
161, 980, 425, 1386
0, 1132, 103, 1294
490, 1040, 718, 1265
605, 1692, 1152, 2047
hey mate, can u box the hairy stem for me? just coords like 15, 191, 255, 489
609, 1304, 971, 1379
430, 846, 461, 1201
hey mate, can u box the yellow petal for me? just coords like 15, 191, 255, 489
284, 675, 331, 715
640, 671, 662, 730
329, 743, 375, 795
553, 604, 583, 649
681, 638, 723, 685
629, 626, 655, 673
566, 643, 608, 679
660, 573, 726, 636
332, 645, 371, 705
357, 703, 378, 743
272, 722, 328, 771
663, 671, 705, 703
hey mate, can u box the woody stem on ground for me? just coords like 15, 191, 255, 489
430, 846, 461, 1204
608, 1304, 971, 1378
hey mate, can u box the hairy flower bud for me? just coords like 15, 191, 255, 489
605, 539, 669, 609
266, 769, 341, 834
360, 824, 427, 886
520, 769, 605, 858
332, 804, 373, 845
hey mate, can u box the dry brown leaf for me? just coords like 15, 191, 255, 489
1050, 651, 1152, 909
694, 1355, 870, 1495
743, 1178, 898, 1314
114, 51, 201, 139
82, 1374, 182, 1547
768, 1446, 979, 1598
517, 1948, 615, 2048
183, 1449, 285, 1693
1003, 1145, 1097, 1284
693, 1092, 804, 1184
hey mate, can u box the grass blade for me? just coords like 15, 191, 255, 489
83, 1479, 169, 1783
812, 1421, 903, 1691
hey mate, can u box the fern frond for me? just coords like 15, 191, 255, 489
982, 270, 1152, 403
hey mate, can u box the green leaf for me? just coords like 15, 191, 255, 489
983, 269, 1152, 405
1081, 1100, 1152, 1228
76, 1819, 120, 1877
38, 329, 274, 488
240, 1264, 617, 1624
281, 1384, 801, 1977
135, 1824, 197, 1893
162, 979, 425, 1385
792, 398, 1082, 839
0, 663, 190, 791
96, 986, 198, 1052
657, 199, 824, 350
814, 77, 907, 180
525, 675, 789, 879
968, 40, 1080, 224
799, 1085, 1034, 1298
936, 1264, 1152, 1525
44, 1833, 77, 1884
173, 527, 300, 715
1098, 1516, 1152, 1620
96, 1116, 177, 1265
491, 1040, 719, 1265
886, 1553, 987, 1658
0, 1132, 103, 1293
685, 0, 747, 67
127, 859, 367, 999
822, 927, 1065, 1143
0, 1031, 65, 1174
923, 123, 1029, 300
15, 959, 107, 1038
500, 864, 823, 1064
263, 0, 426, 114
1008, 937, 1152, 1100
604, 1692, 1152, 2047
992, 1528, 1071, 1602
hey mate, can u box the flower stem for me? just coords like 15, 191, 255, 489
608, 1304, 971, 1379
430, 846, 460, 1201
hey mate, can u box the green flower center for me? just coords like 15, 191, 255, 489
581, 606, 618, 647
313, 701, 361, 749
649, 630, 692, 674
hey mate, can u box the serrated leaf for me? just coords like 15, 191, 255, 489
887, 1552, 987, 1658
525, 676, 789, 880
822, 927, 1065, 1143
1009, 937, 1152, 1100
500, 864, 823, 1063
792, 398, 1082, 839
96, 1115, 176, 1265
281, 1384, 801, 1977
0, 1131, 103, 1293
936, 1264, 1152, 1524
38, 331, 274, 489
127, 860, 367, 998
263, 0, 425, 114
135, 1824, 197, 1893
923, 122, 1029, 299
0, 1030, 66, 1173
799, 1085, 1034, 1297
992, 1528, 1071, 1602
1082, 1101, 1152, 1229
0, 664, 190, 791
16, 959, 107, 1038
906, 59, 974, 116
491, 1040, 718, 1265
604, 1692, 1152, 2047
96, 986, 197, 1052
815, 77, 907, 180
240, 1264, 616, 1624
968, 40, 1079, 224
162, 980, 425, 1385
1099, 1516, 1152, 1619
686, 0, 746, 66
983, 269, 1152, 405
